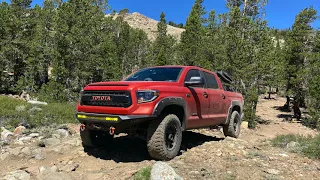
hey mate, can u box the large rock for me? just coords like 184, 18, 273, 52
44, 138, 61, 146
27, 100, 48, 106
11, 147, 23, 156
59, 164, 79, 172
28, 133, 40, 138
39, 166, 57, 175
0, 152, 9, 160
54, 129, 70, 139
18, 136, 32, 142
20, 147, 32, 156
32, 148, 46, 160
241, 121, 249, 129
3, 170, 30, 180
1, 127, 14, 141
38, 172, 73, 180
264, 169, 280, 175
20, 91, 31, 101
151, 162, 182, 180
25, 166, 39, 176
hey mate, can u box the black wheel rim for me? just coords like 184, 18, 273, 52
165, 122, 178, 151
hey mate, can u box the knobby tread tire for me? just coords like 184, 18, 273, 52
147, 114, 182, 161
223, 111, 241, 138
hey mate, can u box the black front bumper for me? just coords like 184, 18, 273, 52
75, 111, 157, 132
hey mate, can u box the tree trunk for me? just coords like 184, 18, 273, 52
243, 0, 248, 16
283, 95, 291, 111
268, 86, 271, 99
293, 99, 301, 120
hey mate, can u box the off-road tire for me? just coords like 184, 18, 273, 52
223, 111, 241, 138
147, 114, 182, 161
80, 128, 113, 148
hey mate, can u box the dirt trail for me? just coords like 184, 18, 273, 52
0, 96, 319, 180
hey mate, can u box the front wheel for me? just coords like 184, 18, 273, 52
147, 114, 182, 161
223, 111, 241, 138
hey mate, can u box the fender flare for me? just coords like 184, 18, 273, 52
152, 97, 187, 131
225, 100, 244, 124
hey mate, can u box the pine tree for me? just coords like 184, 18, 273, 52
22, 0, 56, 93
217, 1, 275, 128
286, 7, 317, 120
3, 0, 33, 88
153, 12, 174, 66
0, 2, 12, 92
304, 30, 320, 129
179, 0, 210, 68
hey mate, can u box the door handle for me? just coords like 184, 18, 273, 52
203, 92, 208, 98
221, 94, 226, 99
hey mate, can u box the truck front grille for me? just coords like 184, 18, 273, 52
81, 91, 132, 108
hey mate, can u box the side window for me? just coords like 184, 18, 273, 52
184, 69, 204, 88
203, 72, 219, 89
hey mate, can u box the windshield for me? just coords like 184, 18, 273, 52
124, 67, 183, 82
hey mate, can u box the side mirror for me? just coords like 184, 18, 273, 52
185, 76, 204, 87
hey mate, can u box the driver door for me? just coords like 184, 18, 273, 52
184, 69, 210, 129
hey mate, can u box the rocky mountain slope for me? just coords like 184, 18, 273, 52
106, 12, 185, 41
0, 96, 319, 180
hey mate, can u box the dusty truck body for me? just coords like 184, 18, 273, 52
76, 66, 244, 160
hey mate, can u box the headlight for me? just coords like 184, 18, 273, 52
136, 90, 159, 103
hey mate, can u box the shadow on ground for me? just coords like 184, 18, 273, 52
277, 114, 294, 119
84, 131, 224, 163
272, 106, 292, 113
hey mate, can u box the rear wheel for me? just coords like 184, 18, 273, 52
147, 114, 182, 161
223, 111, 241, 138
80, 127, 113, 148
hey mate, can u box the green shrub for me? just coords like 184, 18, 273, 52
272, 134, 320, 159
0, 95, 77, 128
133, 166, 152, 180
243, 88, 259, 129
38, 80, 78, 103
302, 109, 320, 130
27, 102, 78, 127
0, 96, 30, 129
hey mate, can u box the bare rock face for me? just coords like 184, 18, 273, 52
14, 126, 26, 136
106, 12, 185, 41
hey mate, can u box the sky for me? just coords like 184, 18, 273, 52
2, 0, 320, 29
107, 0, 320, 29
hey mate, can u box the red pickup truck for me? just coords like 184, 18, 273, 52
76, 66, 244, 160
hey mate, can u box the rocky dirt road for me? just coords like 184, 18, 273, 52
1, 96, 319, 180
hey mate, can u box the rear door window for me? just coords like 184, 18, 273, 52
203, 72, 219, 89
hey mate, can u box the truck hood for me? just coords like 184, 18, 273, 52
84, 81, 181, 91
